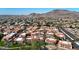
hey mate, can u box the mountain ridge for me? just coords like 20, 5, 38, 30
27, 9, 79, 20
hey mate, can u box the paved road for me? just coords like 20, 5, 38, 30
58, 27, 79, 49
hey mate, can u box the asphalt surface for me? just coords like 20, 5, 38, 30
58, 27, 79, 49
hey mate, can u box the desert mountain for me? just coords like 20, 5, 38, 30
28, 9, 79, 20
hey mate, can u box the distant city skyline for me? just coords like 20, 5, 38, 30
0, 8, 79, 15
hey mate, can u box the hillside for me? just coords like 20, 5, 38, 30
28, 9, 79, 20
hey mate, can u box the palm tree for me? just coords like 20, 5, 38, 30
0, 32, 4, 41
43, 29, 47, 49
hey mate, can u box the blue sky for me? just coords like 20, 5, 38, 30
0, 8, 79, 15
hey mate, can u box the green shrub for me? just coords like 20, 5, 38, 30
0, 40, 5, 46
